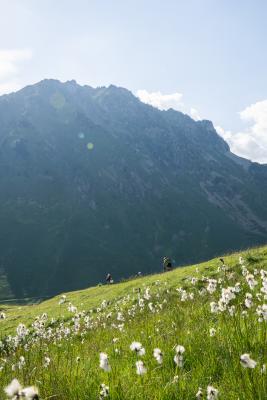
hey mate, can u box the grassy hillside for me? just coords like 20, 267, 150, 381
0, 245, 267, 399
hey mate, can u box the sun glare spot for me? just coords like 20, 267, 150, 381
87, 142, 94, 150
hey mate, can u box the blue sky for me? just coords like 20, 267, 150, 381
1, 0, 267, 162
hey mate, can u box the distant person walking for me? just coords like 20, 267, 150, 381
106, 273, 114, 284
163, 256, 172, 272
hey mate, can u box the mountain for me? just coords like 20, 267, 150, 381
0, 79, 267, 298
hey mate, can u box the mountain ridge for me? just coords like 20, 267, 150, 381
0, 79, 267, 298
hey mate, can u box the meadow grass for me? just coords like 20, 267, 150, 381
0, 245, 267, 399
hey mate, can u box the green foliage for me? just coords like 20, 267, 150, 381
245, 253, 264, 264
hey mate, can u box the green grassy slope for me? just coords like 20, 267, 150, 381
0, 249, 244, 335
0, 245, 267, 399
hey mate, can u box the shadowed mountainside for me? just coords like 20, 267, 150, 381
0, 79, 267, 297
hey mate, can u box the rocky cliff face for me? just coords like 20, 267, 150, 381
0, 79, 267, 297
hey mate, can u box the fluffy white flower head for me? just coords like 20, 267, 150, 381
20, 386, 39, 399
240, 353, 257, 368
175, 345, 185, 355
136, 360, 147, 375
4, 379, 22, 398
207, 385, 219, 400
99, 352, 111, 372
130, 341, 145, 355
196, 387, 203, 399
153, 348, 163, 364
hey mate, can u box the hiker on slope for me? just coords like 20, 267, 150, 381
106, 273, 114, 284
163, 256, 172, 272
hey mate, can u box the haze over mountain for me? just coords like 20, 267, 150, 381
0, 79, 267, 299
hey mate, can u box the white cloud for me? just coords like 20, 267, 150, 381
215, 125, 232, 141
136, 89, 202, 121
137, 89, 267, 164
0, 49, 32, 94
136, 89, 184, 111
216, 100, 267, 164
189, 107, 201, 121
0, 81, 21, 95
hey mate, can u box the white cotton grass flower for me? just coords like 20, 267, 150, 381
138, 298, 145, 308
246, 274, 258, 290
174, 354, 184, 367
44, 356, 51, 368
207, 279, 217, 294
17, 324, 29, 338
99, 352, 111, 372
117, 323, 124, 332
210, 302, 219, 314
240, 353, 257, 369
191, 277, 198, 285
67, 303, 77, 313
209, 328, 216, 337
196, 387, 203, 399
244, 293, 253, 308
130, 341, 145, 356
261, 278, 267, 295
117, 312, 124, 321
153, 348, 163, 364
18, 355, 26, 369
239, 256, 245, 265
220, 287, 236, 304
136, 360, 147, 375
58, 294, 66, 305
20, 386, 39, 399
143, 288, 151, 300
174, 345, 185, 367
234, 282, 241, 292
99, 383, 109, 398
5, 379, 39, 400
256, 304, 267, 322
175, 345, 185, 354
4, 379, 22, 398
207, 385, 219, 400
242, 266, 248, 277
